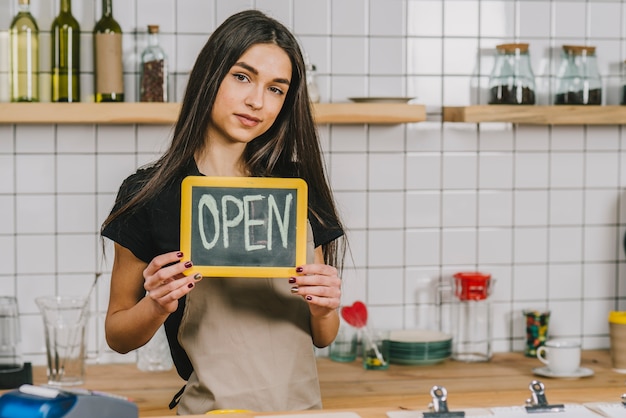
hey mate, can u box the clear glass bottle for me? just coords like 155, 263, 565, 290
93, 0, 124, 102
140, 25, 168, 102
51, 0, 80, 102
306, 63, 320, 103
554, 45, 602, 105
488, 43, 536, 105
9, 0, 39, 102
304, 54, 320, 103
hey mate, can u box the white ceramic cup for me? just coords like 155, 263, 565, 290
536, 339, 581, 374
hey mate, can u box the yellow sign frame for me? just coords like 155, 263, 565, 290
180, 176, 308, 278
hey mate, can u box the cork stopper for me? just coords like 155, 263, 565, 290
18, 0, 30, 5
563, 45, 596, 55
496, 43, 529, 53
147, 25, 160, 34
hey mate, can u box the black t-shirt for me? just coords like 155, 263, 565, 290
102, 161, 344, 380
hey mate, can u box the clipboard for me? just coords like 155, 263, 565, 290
490, 381, 603, 418
386, 381, 616, 418
584, 395, 626, 418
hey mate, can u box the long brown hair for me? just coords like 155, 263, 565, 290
101, 10, 345, 269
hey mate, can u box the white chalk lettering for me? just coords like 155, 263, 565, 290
243, 195, 265, 251
196, 191, 294, 252
198, 194, 219, 249
267, 194, 292, 250
221, 195, 244, 248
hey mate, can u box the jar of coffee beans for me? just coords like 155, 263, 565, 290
140, 25, 168, 102
488, 43, 536, 105
554, 45, 601, 105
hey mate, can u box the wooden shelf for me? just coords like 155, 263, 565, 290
0, 102, 426, 125
443, 105, 626, 125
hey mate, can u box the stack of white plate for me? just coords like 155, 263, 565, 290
388, 329, 452, 365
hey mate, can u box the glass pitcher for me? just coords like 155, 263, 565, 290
449, 272, 493, 362
0, 297, 22, 372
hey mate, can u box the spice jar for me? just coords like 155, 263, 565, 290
140, 25, 168, 102
488, 43, 536, 105
554, 45, 602, 105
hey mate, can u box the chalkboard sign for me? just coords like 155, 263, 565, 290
180, 176, 308, 278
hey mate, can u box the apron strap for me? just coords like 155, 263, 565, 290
169, 384, 186, 409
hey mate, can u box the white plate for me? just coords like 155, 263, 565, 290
348, 97, 416, 104
532, 366, 594, 378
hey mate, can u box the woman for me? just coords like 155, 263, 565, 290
101, 9, 346, 415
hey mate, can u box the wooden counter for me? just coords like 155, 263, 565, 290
18, 350, 626, 417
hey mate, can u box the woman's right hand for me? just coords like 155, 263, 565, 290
106, 246, 202, 353
142, 251, 202, 314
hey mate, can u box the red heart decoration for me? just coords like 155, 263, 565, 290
341, 301, 368, 328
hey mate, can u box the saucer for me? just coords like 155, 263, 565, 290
532, 366, 594, 378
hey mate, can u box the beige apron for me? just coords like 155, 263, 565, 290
176, 224, 321, 415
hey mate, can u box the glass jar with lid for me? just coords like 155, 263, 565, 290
488, 43, 536, 105
554, 45, 602, 105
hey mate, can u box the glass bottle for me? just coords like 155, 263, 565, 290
9, 0, 39, 102
304, 53, 320, 103
51, 0, 80, 102
488, 43, 536, 105
93, 0, 124, 102
140, 25, 168, 102
554, 45, 602, 105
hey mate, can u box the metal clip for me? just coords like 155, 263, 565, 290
424, 386, 465, 418
525, 380, 565, 414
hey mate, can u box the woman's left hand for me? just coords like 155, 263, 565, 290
290, 263, 341, 318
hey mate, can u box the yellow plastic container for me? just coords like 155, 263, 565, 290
608, 311, 626, 373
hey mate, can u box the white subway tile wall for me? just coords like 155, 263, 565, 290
0, 0, 625, 365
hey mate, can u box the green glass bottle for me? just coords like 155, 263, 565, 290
93, 0, 124, 102
51, 0, 80, 102
9, 0, 39, 102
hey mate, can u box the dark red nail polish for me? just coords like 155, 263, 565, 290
187, 283, 194, 289
306, 295, 312, 301
184, 261, 193, 268
289, 277, 296, 283
176, 252, 183, 258
296, 267, 303, 273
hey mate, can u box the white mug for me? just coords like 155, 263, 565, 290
536, 339, 581, 374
